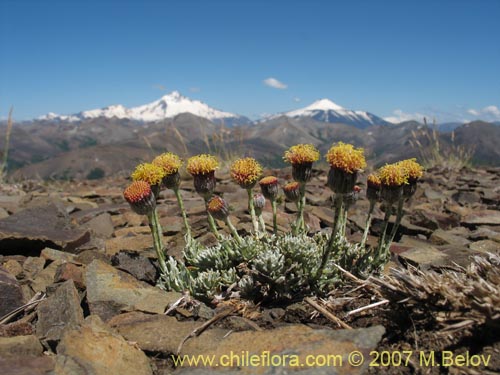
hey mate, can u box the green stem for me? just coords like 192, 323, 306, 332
295, 182, 307, 234
360, 200, 376, 248
206, 211, 221, 240
174, 188, 192, 244
247, 188, 259, 235
258, 213, 266, 235
376, 204, 393, 262
225, 217, 243, 244
385, 198, 405, 249
271, 200, 278, 235
148, 210, 167, 274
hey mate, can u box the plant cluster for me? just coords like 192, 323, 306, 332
123, 144, 424, 303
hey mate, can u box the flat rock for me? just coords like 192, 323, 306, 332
36, 280, 84, 344
468, 240, 500, 253
86, 260, 181, 320
54, 315, 152, 375
105, 234, 155, 256
41, 248, 77, 263
110, 311, 227, 356
394, 238, 448, 268
430, 229, 471, 246
0, 356, 55, 375
0, 335, 43, 357
0, 266, 25, 317
462, 210, 500, 226
0, 203, 90, 254
181, 325, 385, 375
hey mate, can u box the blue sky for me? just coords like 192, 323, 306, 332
1, 0, 499, 122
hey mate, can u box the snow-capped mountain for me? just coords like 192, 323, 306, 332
39, 91, 249, 126
276, 99, 391, 129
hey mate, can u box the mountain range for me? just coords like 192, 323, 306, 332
38, 92, 390, 129
1, 92, 499, 180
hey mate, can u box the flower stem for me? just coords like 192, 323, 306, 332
295, 182, 307, 234
258, 213, 267, 234
360, 200, 375, 248
204, 199, 221, 240
148, 209, 167, 274
385, 197, 405, 249
173, 187, 192, 245
271, 200, 278, 235
247, 188, 259, 235
225, 217, 243, 245
376, 204, 393, 263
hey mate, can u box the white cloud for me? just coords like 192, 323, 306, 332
293, 97, 301, 102
384, 109, 428, 124
467, 105, 500, 121
153, 84, 166, 91
263, 77, 288, 90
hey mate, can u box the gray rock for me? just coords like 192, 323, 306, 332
86, 260, 182, 321
0, 335, 43, 357
0, 266, 25, 317
23, 256, 46, 279
31, 260, 63, 293
36, 280, 84, 344
54, 315, 152, 375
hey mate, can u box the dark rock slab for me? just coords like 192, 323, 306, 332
36, 280, 84, 344
111, 251, 158, 284
0, 203, 90, 255
0, 266, 25, 317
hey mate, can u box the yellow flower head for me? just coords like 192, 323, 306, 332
152, 152, 183, 176
397, 158, 424, 181
325, 142, 366, 173
378, 163, 409, 187
283, 144, 320, 165
123, 181, 152, 204
367, 173, 381, 188
186, 154, 219, 175
230, 157, 263, 187
131, 163, 165, 186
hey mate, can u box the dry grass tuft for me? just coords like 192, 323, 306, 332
409, 118, 475, 170
0, 107, 14, 182
370, 253, 500, 333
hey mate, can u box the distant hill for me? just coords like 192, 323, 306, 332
2, 114, 498, 181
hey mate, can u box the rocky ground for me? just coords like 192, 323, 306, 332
0, 166, 499, 375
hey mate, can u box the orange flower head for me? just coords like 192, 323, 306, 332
123, 181, 155, 215
230, 157, 263, 188
259, 176, 279, 200
206, 195, 229, 221
325, 142, 366, 173
367, 173, 381, 189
